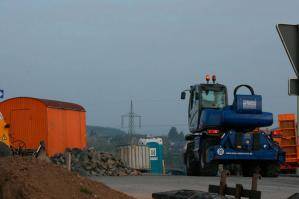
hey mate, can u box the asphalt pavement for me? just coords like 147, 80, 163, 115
91, 175, 299, 199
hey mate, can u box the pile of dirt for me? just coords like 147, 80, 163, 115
0, 156, 135, 199
51, 148, 141, 176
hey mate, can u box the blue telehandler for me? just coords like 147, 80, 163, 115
180, 75, 285, 177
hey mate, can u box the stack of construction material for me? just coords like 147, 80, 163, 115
51, 148, 141, 176
117, 145, 150, 171
273, 114, 299, 172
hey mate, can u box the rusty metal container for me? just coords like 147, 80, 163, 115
117, 145, 150, 170
0, 97, 87, 156
273, 114, 299, 171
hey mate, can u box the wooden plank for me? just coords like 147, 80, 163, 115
209, 185, 261, 199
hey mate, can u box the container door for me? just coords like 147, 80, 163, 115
11, 109, 34, 149
148, 142, 163, 174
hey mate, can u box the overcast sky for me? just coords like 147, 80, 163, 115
0, 0, 298, 135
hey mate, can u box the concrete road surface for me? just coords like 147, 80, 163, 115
91, 176, 299, 199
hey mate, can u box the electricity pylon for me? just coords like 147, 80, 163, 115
121, 100, 141, 145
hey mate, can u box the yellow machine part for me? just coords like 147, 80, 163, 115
0, 114, 10, 146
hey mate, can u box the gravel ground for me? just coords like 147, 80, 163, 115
91, 175, 299, 199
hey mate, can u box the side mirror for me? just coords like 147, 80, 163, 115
4, 124, 10, 128
181, 92, 186, 100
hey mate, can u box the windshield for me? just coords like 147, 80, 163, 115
201, 90, 226, 108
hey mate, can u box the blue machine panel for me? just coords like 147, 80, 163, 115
199, 109, 223, 129
206, 129, 285, 164
222, 109, 273, 128
233, 95, 262, 114
199, 93, 272, 130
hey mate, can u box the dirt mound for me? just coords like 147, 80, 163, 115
0, 157, 135, 199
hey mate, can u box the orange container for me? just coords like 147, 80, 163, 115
278, 114, 296, 129
0, 97, 86, 156
278, 114, 295, 121
276, 114, 299, 166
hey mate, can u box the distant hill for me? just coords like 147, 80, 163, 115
86, 125, 144, 154
87, 125, 126, 137
86, 125, 186, 170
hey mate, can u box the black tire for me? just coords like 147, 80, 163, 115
0, 142, 12, 157
242, 163, 253, 177
261, 163, 280, 177
223, 164, 242, 176
199, 156, 218, 176
242, 162, 260, 177
185, 153, 200, 176
198, 138, 218, 176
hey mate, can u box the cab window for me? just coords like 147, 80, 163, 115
201, 90, 226, 108
189, 91, 199, 110
189, 91, 194, 109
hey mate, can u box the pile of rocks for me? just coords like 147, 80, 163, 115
51, 148, 141, 176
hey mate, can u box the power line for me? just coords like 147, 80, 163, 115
107, 123, 188, 129
122, 124, 187, 128
93, 98, 183, 103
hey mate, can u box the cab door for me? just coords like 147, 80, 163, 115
188, 88, 200, 132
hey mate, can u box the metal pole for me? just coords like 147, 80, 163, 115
251, 173, 261, 191
297, 96, 299, 175
67, 152, 72, 172
219, 170, 229, 196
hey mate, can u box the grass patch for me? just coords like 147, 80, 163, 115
80, 187, 93, 195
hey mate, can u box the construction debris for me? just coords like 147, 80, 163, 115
152, 190, 234, 199
51, 147, 141, 176
0, 156, 134, 199
153, 170, 262, 199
